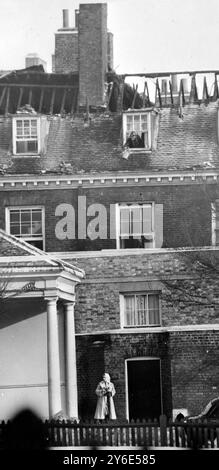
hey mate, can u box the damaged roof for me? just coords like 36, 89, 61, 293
0, 102, 219, 175
0, 67, 219, 175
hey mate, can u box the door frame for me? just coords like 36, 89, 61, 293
125, 357, 163, 421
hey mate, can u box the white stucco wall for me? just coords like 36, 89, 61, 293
0, 299, 48, 419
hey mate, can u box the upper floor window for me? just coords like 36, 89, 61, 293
5, 206, 45, 250
12, 116, 40, 156
116, 203, 155, 249
211, 201, 219, 246
121, 292, 161, 327
123, 111, 151, 151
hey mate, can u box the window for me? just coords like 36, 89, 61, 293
212, 201, 219, 246
121, 293, 160, 327
123, 111, 151, 150
5, 207, 45, 250
12, 117, 40, 155
116, 203, 155, 249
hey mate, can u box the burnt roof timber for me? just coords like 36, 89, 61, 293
0, 83, 77, 89
28, 89, 32, 106
60, 89, 67, 114
121, 70, 219, 78
38, 89, 44, 113
17, 88, 24, 108
50, 88, 56, 115
5, 88, 10, 114
0, 87, 6, 107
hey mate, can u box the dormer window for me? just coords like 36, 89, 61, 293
12, 116, 41, 156
123, 111, 152, 151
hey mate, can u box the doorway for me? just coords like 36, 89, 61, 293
126, 358, 162, 420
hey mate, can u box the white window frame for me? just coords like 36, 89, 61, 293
5, 206, 45, 250
123, 110, 152, 151
12, 116, 41, 156
115, 202, 155, 249
120, 292, 161, 328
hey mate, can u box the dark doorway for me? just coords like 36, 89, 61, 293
127, 359, 162, 420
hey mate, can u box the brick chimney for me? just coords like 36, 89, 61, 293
54, 9, 79, 73
53, 3, 113, 107
78, 3, 108, 107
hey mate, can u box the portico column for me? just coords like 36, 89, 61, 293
47, 298, 62, 418
64, 301, 78, 419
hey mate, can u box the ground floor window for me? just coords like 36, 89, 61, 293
121, 293, 160, 327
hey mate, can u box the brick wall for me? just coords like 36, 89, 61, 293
54, 32, 78, 73
170, 330, 219, 415
72, 250, 219, 333
76, 329, 219, 420
78, 3, 108, 106
0, 183, 217, 251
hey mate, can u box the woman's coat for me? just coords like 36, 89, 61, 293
94, 380, 117, 420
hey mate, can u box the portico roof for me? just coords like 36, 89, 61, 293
0, 229, 84, 301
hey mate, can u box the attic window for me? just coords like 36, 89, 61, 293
12, 116, 40, 156
123, 111, 152, 151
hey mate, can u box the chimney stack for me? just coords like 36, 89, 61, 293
79, 3, 108, 107
62, 9, 69, 28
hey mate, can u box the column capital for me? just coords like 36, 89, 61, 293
63, 300, 76, 308
45, 296, 58, 304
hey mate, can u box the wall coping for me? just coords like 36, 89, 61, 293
51, 246, 219, 259
76, 323, 219, 336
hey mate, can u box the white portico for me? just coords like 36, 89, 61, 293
0, 230, 84, 419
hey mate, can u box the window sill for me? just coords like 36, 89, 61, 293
123, 325, 161, 329
12, 154, 41, 158
123, 148, 152, 155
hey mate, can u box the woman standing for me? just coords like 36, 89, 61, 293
94, 373, 116, 421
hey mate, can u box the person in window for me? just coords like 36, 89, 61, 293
94, 372, 116, 422
125, 131, 144, 148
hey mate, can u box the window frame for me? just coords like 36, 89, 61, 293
115, 202, 155, 249
120, 291, 161, 328
123, 110, 152, 151
5, 206, 45, 250
12, 115, 41, 156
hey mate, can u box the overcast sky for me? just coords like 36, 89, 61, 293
0, 0, 219, 75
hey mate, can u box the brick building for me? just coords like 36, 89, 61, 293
0, 2, 219, 421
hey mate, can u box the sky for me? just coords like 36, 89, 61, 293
1, 0, 219, 77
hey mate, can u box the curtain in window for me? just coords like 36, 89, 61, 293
148, 294, 160, 324
124, 296, 135, 325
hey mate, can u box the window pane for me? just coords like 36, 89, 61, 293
32, 210, 42, 222
10, 224, 20, 235
120, 207, 130, 236
130, 207, 141, 235
133, 115, 140, 132
16, 141, 26, 153
136, 294, 147, 325
21, 210, 31, 223
148, 295, 160, 324
10, 211, 20, 223
32, 221, 42, 235
124, 293, 160, 327
21, 224, 31, 235
27, 140, 38, 152
141, 114, 148, 131
125, 296, 135, 325
142, 205, 152, 232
